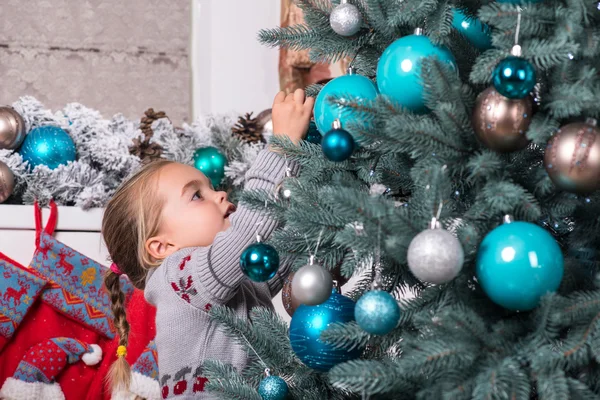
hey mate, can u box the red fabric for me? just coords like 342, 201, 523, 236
0, 300, 109, 399
87, 289, 156, 400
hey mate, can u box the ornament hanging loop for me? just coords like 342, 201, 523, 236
414, 27, 424, 36
503, 214, 514, 224
332, 119, 342, 130
511, 7, 523, 56
430, 202, 443, 229
264, 368, 271, 377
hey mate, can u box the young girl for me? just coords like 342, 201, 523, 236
102, 89, 314, 398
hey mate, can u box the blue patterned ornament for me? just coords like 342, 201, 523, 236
192, 146, 228, 188
258, 370, 289, 400
492, 56, 536, 99
314, 70, 378, 135
355, 290, 400, 335
240, 238, 280, 282
451, 9, 492, 50
377, 30, 457, 113
290, 288, 362, 371
19, 126, 76, 170
476, 219, 564, 311
322, 120, 355, 162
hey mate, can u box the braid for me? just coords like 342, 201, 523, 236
105, 271, 132, 390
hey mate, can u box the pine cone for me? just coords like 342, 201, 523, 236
129, 108, 166, 164
232, 112, 266, 144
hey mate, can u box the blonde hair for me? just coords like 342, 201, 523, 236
102, 159, 174, 392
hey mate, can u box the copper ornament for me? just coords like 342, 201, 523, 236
0, 160, 15, 203
0, 107, 27, 150
472, 87, 532, 153
544, 121, 600, 194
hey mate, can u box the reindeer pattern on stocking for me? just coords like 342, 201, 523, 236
0, 259, 47, 339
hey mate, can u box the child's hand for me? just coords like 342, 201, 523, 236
272, 89, 315, 145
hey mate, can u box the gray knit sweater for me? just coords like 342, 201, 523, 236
145, 150, 297, 399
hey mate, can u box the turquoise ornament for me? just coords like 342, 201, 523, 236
313, 71, 378, 135
258, 371, 289, 400
451, 9, 492, 51
240, 240, 280, 282
492, 56, 536, 99
322, 120, 355, 162
192, 146, 227, 188
476, 219, 564, 311
19, 126, 76, 170
290, 289, 362, 371
306, 120, 322, 144
377, 32, 457, 113
355, 290, 400, 335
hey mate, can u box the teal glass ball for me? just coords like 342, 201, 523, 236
19, 126, 76, 170
314, 74, 378, 136
322, 128, 355, 162
476, 221, 563, 311
377, 34, 457, 113
192, 146, 227, 188
355, 290, 400, 335
451, 9, 492, 51
258, 376, 289, 400
239, 242, 280, 282
492, 56, 536, 99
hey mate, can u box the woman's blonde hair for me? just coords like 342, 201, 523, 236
102, 159, 174, 391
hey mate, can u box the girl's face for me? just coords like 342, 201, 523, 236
145, 163, 236, 260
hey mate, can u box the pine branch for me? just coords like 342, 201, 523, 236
203, 360, 261, 400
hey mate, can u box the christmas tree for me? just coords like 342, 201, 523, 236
203, 0, 600, 399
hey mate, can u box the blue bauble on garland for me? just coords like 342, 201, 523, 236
476, 220, 564, 311
290, 289, 362, 371
258, 375, 289, 400
355, 290, 400, 335
377, 32, 457, 113
451, 9, 492, 51
19, 126, 76, 170
314, 72, 378, 136
240, 242, 280, 282
193, 146, 228, 188
492, 56, 536, 99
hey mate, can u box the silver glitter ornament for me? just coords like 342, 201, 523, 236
291, 257, 333, 306
407, 221, 464, 284
330, 0, 362, 37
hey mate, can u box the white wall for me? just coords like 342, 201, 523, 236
191, 0, 281, 117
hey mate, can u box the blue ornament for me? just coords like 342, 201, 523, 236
355, 290, 400, 335
240, 241, 280, 282
492, 56, 536, 99
19, 126, 76, 170
476, 220, 564, 311
306, 120, 322, 144
451, 9, 492, 51
290, 289, 362, 371
258, 374, 289, 400
377, 33, 457, 113
193, 146, 228, 188
314, 72, 378, 135
322, 125, 355, 162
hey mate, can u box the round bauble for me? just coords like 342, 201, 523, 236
544, 121, 600, 194
322, 127, 355, 162
492, 56, 536, 99
258, 375, 289, 400
407, 228, 464, 284
290, 289, 362, 371
291, 263, 333, 306
239, 242, 280, 282
472, 87, 532, 152
314, 73, 378, 136
18, 126, 76, 170
192, 146, 227, 188
0, 107, 27, 150
377, 33, 457, 113
355, 290, 400, 335
451, 9, 492, 51
329, 0, 362, 36
0, 160, 15, 203
476, 221, 563, 311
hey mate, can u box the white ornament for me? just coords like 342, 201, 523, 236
407, 226, 464, 284
330, 0, 362, 37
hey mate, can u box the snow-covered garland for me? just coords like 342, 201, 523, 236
0, 96, 270, 209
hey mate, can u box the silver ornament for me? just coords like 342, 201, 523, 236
407, 227, 464, 284
291, 260, 333, 306
330, 1, 362, 37
0, 160, 15, 203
